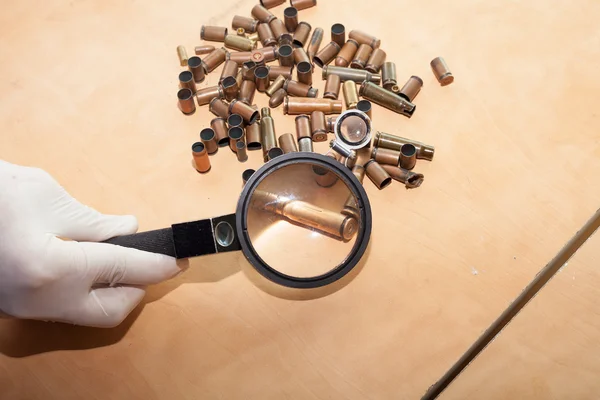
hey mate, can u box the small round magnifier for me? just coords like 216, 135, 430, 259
333, 109, 372, 150
103, 153, 372, 288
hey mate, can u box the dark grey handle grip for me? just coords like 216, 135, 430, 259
102, 228, 177, 257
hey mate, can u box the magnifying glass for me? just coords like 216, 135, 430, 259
103, 152, 372, 289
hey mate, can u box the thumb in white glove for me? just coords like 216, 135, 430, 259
0, 160, 184, 328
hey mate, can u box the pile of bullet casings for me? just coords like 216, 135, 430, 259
176, 0, 453, 189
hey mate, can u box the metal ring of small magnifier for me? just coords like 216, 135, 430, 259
333, 109, 372, 150
101, 152, 372, 289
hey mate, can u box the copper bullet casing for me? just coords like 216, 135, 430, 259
235, 69, 243, 88
313, 41, 341, 68
242, 168, 255, 184
250, 50, 265, 66
365, 48, 386, 73
381, 61, 397, 90
342, 80, 359, 108
228, 113, 244, 131
196, 85, 223, 106
251, 4, 276, 23
192, 142, 211, 173
261, 108, 277, 161
269, 88, 287, 108
292, 22, 312, 48
371, 147, 400, 166
220, 60, 238, 83
381, 165, 424, 188
373, 131, 435, 161
255, 46, 277, 63
195, 45, 215, 55
284, 79, 318, 98
295, 114, 311, 140
293, 47, 311, 65
254, 66, 270, 92
430, 56, 453, 86
245, 122, 262, 150
200, 128, 218, 154
238, 79, 256, 104
222, 76, 239, 101
268, 65, 293, 80
306, 27, 324, 62
298, 137, 313, 152
232, 15, 259, 33
236, 141, 248, 162
326, 116, 336, 133
209, 98, 229, 118
279, 133, 298, 153
177, 45, 188, 66
277, 44, 294, 66
266, 75, 286, 97
364, 160, 392, 189
178, 71, 196, 93
322, 65, 381, 84
399, 143, 417, 170
330, 23, 346, 48
290, 0, 316, 10
229, 99, 260, 124
228, 126, 245, 153
283, 7, 299, 32
211, 117, 229, 147
224, 35, 256, 51
202, 47, 228, 73
177, 88, 196, 115
310, 111, 328, 142
356, 100, 372, 119
296, 61, 313, 86
229, 51, 253, 65
284, 97, 343, 115
324, 73, 341, 100
270, 18, 292, 44
257, 23, 277, 47
350, 44, 373, 69
399, 76, 423, 102
348, 29, 381, 49
242, 60, 257, 80
314, 152, 340, 188
267, 147, 284, 161
335, 39, 359, 67
201, 26, 228, 42
359, 81, 416, 117
187, 56, 205, 83
260, 0, 285, 9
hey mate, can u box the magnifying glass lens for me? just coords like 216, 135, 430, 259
246, 161, 362, 279
339, 115, 369, 144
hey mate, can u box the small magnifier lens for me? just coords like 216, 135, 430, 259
335, 110, 371, 149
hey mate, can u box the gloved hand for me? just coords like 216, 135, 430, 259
0, 160, 183, 328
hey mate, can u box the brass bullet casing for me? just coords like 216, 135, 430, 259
255, 46, 278, 63
177, 45, 188, 66
211, 117, 230, 147
195, 45, 215, 55
359, 81, 416, 118
399, 143, 417, 170
187, 56, 205, 83
430, 56, 454, 86
324, 73, 341, 100
399, 75, 423, 102
306, 27, 324, 62
292, 48, 310, 66
266, 75, 286, 97
177, 88, 196, 115
284, 79, 318, 98
269, 88, 287, 108
365, 48, 386, 73
268, 65, 294, 80
350, 44, 373, 69
202, 47, 228, 73
238, 79, 256, 104
257, 23, 277, 47
331, 24, 346, 48
295, 114, 311, 140
250, 50, 265, 65
381, 165, 424, 189
248, 32, 260, 43
209, 98, 230, 118
322, 65, 381, 84
219, 60, 238, 83
242, 168, 255, 184
290, 0, 316, 10
348, 29, 381, 49
277, 44, 294, 66
192, 142, 211, 173
335, 39, 359, 67
222, 76, 239, 101
326, 116, 336, 133
284, 97, 343, 115
364, 160, 392, 189
254, 66, 270, 92
228, 126, 245, 153
251, 4, 276, 23
351, 164, 366, 182
229, 51, 253, 65
298, 137, 313, 152
391, 84, 400, 94
232, 15, 259, 33
371, 147, 400, 166
342, 80, 359, 108
236, 141, 248, 162
313, 41, 341, 68
356, 99, 372, 119
235, 68, 243, 87
284, 7, 299, 32
279, 133, 298, 153
245, 122, 262, 150
200, 128, 218, 154
242, 60, 257, 80
196, 85, 223, 106
225, 34, 256, 51
261, 108, 277, 161
270, 18, 292, 45
296, 61, 313, 86
381, 61, 397, 90
267, 147, 284, 161
236, 27, 246, 37
314, 152, 340, 188
310, 111, 328, 142
227, 113, 245, 130
373, 131, 435, 161
201, 26, 228, 42
292, 22, 311, 48
178, 71, 196, 93
260, 0, 286, 9
229, 99, 260, 124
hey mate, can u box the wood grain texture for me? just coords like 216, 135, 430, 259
1, 0, 600, 399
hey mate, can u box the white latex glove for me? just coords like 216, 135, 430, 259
0, 160, 183, 328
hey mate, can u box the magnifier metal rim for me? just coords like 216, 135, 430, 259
334, 109, 372, 150
236, 152, 372, 289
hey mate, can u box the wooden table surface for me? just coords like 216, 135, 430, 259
2, 1, 600, 399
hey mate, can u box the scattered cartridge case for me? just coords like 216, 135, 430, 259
351, 165, 366, 182
260, 0, 285, 9
201, 26, 228, 42
254, 66, 271, 92
356, 99, 372, 119
228, 126, 245, 153
196, 85, 222, 106
268, 65, 293, 80
266, 75, 286, 97
202, 47, 228, 73
225, 34, 256, 51
399, 143, 417, 170
359, 81, 415, 117
364, 160, 392, 189
373, 132, 434, 161
248, 31, 260, 42
229, 99, 259, 124
261, 107, 277, 160
195, 45, 215, 55
326, 116, 336, 133
178, 70, 196, 93
293, 47, 311, 65
399, 75, 423, 102
267, 147, 284, 161
324, 74, 341, 100
350, 44, 372, 69
245, 122, 262, 150
221, 76, 239, 101
298, 137, 313, 152
242, 60, 257, 80
242, 168, 256, 184
236, 141, 248, 162
381, 165, 424, 188
391, 84, 400, 94
277, 44, 294, 66
251, 4, 276, 23
220, 60, 238, 83
232, 15, 259, 33
269, 88, 287, 108
283, 7, 299, 32
335, 39, 359, 67
331, 23, 346, 48
229, 51, 253, 65
187, 56, 206, 83
290, 0, 316, 10
250, 50, 265, 65
209, 97, 229, 118
284, 97, 343, 115
284, 79, 318, 97
365, 48, 386, 73
270, 18, 292, 44
292, 22, 311, 48
211, 117, 229, 147
371, 147, 400, 166
192, 142, 211, 173
430, 56, 454, 86
177, 45, 188, 66
296, 61, 313, 86
348, 29, 381, 49
322, 65, 381, 84
237, 27, 246, 36
342, 80, 359, 108
200, 128, 218, 154
381, 61, 397, 90
235, 68, 243, 87
255, 46, 277, 63
279, 133, 298, 153
313, 41, 341, 68
227, 113, 244, 130
313, 152, 340, 188
238, 79, 256, 104
295, 114, 311, 140
257, 23, 277, 47
306, 27, 324, 62
310, 111, 328, 141
177, 88, 196, 115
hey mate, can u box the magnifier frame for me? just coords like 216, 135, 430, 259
237, 152, 372, 289
333, 109, 372, 150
